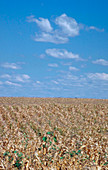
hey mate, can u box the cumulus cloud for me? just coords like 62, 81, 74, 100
46, 48, 79, 59
69, 66, 79, 71
15, 74, 30, 82
34, 32, 68, 44
1, 74, 30, 83
5, 81, 21, 87
57, 72, 85, 87
1, 63, 21, 69
27, 13, 104, 44
87, 73, 108, 81
27, 14, 80, 44
55, 13, 79, 37
92, 59, 108, 66
27, 15, 53, 32
48, 63, 58, 67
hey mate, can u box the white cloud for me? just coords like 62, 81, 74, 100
48, 63, 58, 67
27, 14, 80, 44
55, 13, 79, 37
1, 63, 21, 69
52, 80, 59, 84
22, 74, 30, 79
57, 72, 85, 87
39, 54, 46, 58
27, 15, 35, 22
5, 81, 21, 87
32, 70, 108, 98
92, 59, 108, 66
46, 48, 79, 59
66, 73, 78, 80
1, 74, 11, 79
15, 74, 30, 82
1, 74, 30, 83
27, 15, 53, 32
87, 26, 104, 32
34, 32, 68, 44
27, 13, 104, 44
88, 73, 108, 81
36, 81, 41, 84
69, 66, 79, 71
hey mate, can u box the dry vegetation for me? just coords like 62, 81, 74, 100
0, 97, 108, 170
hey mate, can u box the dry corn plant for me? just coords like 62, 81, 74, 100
0, 97, 108, 169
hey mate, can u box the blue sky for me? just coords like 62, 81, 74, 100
0, 0, 108, 98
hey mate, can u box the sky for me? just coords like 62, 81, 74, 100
0, 0, 108, 99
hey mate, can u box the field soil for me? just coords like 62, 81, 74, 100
0, 97, 108, 169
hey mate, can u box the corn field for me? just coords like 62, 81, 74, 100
0, 97, 108, 169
